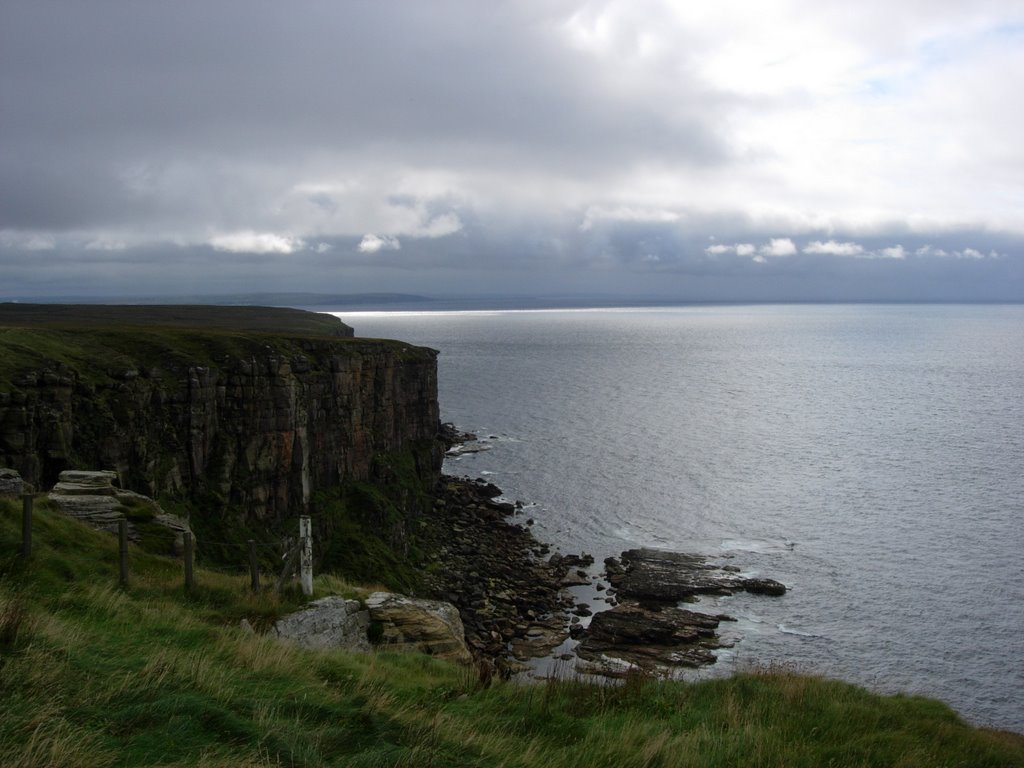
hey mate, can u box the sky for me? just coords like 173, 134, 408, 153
2, 0, 1023, 302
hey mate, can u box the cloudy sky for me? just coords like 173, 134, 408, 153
2, 1, 1023, 301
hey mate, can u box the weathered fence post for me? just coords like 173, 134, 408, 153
21, 493, 33, 559
118, 519, 129, 588
183, 531, 194, 592
274, 544, 299, 595
299, 516, 313, 597
248, 539, 260, 593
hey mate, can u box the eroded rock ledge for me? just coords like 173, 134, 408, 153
574, 548, 786, 676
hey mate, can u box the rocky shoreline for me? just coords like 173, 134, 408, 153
420, 427, 788, 679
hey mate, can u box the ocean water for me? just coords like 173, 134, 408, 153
335, 304, 1024, 732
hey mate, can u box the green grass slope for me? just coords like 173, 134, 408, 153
0, 304, 352, 337
2, 499, 1022, 768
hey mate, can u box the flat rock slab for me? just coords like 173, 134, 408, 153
607, 548, 786, 602
575, 603, 726, 670
50, 470, 120, 495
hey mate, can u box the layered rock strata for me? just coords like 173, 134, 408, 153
0, 317, 440, 526
0, 467, 25, 497
46, 469, 192, 552
272, 592, 473, 666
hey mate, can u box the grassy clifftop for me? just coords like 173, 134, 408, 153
2, 499, 1022, 768
0, 303, 353, 337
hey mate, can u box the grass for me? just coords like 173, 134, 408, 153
2, 499, 1022, 767
0, 304, 352, 338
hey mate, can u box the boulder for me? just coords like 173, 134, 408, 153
741, 578, 787, 596
0, 468, 25, 497
273, 596, 371, 652
366, 591, 473, 665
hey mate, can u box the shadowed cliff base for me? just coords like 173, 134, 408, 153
0, 303, 353, 337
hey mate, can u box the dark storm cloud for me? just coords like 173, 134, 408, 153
1, 1, 1022, 300
0, 2, 723, 224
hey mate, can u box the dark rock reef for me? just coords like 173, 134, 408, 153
573, 548, 786, 676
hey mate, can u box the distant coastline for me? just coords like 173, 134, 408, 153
5, 292, 1023, 315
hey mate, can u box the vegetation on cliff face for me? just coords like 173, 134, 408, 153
2, 500, 1023, 768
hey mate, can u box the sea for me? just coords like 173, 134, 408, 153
331, 303, 1024, 733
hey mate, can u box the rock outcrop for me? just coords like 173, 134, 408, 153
572, 548, 787, 677
47, 469, 192, 553
606, 548, 787, 601
273, 596, 371, 652
366, 591, 474, 665
0, 468, 25, 497
575, 604, 727, 670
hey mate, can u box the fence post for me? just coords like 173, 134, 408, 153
299, 516, 313, 597
21, 493, 33, 559
183, 531, 194, 592
248, 539, 260, 593
118, 519, 129, 588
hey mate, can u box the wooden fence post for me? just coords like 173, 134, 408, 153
274, 545, 299, 595
118, 519, 129, 588
299, 516, 313, 597
183, 532, 194, 592
248, 539, 260, 593
21, 493, 33, 559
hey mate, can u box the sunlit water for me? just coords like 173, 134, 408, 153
335, 304, 1024, 732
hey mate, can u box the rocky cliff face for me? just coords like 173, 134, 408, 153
0, 327, 441, 527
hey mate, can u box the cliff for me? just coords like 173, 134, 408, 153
0, 305, 442, 582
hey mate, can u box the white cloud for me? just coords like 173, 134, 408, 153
580, 205, 680, 231
358, 234, 401, 254
804, 240, 865, 256
0, 231, 56, 251
879, 245, 906, 260
761, 238, 797, 257
84, 238, 128, 251
314, 242, 332, 254
209, 232, 303, 254
914, 244, 1001, 259
414, 213, 462, 238
705, 244, 732, 255
735, 243, 756, 257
